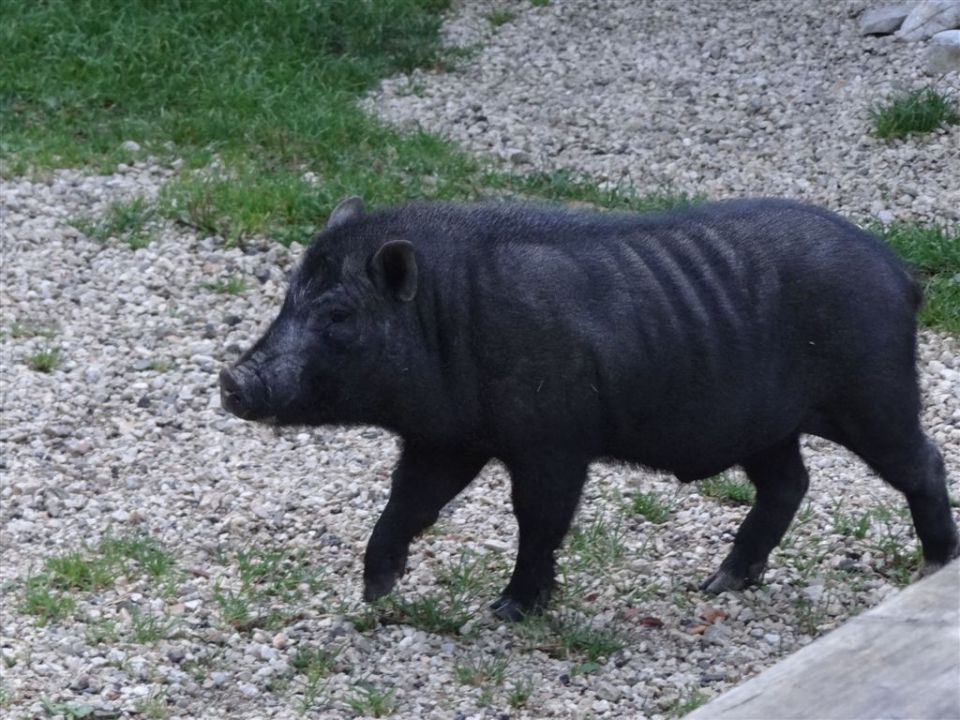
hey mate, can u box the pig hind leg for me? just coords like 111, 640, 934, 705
828, 404, 959, 572
701, 434, 809, 594
493, 453, 590, 621
363, 442, 488, 602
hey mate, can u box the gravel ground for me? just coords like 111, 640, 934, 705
2, 2, 959, 719
366, 0, 960, 226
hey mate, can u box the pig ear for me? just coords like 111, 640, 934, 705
370, 240, 418, 302
327, 196, 363, 229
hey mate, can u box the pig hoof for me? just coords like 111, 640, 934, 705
699, 569, 746, 595
490, 595, 536, 622
363, 568, 404, 602
700, 560, 766, 595
362, 577, 393, 603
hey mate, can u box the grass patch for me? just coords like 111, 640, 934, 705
485, 169, 705, 213
73, 196, 156, 248
2, 0, 709, 251
698, 474, 755, 506
379, 548, 501, 635
205, 276, 247, 295
212, 545, 326, 631
27, 347, 60, 373
292, 646, 340, 712
514, 613, 625, 669
134, 691, 170, 720
631, 491, 673, 524
508, 677, 534, 709
20, 576, 76, 626
870, 87, 959, 140
9, 320, 57, 339
454, 652, 509, 687
2, 0, 454, 167
485, 10, 516, 27
130, 609, 174, 643
566, 515, 626, 572
19, 534, 174, 625
345, 684, 396, 718
876, 223, 960, 333
669, 689, 709, 717
40, 699, 95, 719
381, 592, 472, 635
44, 551, 116, 592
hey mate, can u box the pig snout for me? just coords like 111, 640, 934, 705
219, 366, 271, 421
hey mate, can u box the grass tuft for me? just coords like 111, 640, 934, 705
27, 347, 60, 372
566, 515, 627, 572
20, 577, 76, 626
698, 474, 755, 506
454, 652, 509, 688
19, 534, 174, 625
875, 223, 960, 333
631, 491, 673, 524
205, 276, 247, 295
212, 545, 326, 631
74, 196, 156, 248
870, 87, 959, 140
345, 684, 396, 718
485, 10, 516, 27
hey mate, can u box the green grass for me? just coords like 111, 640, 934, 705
73, 196, 156, 248
130, 609, 174, 643
508, 677, 534, 709
292, 646, 341, 712
698, 474, 755, 506
1, 0, 482, 242
205, 276, 247, 295
40, 699, 95, 719
669, 689, 709, 717
870, 87, 959, 140
485, 169, 705, 212
134, 692, 170, 720
566, 515, 626, 572
485, 10, 516, 27
876, 223, 960, 333
27, 347, 60, 373
631, 491, 673, 524
9, 320, 57, 339
212, 545, 326, 631
1, 0, 707, 249
19, 534, 174, 625
381, 592, 473, 635
44, 551, 116, 591
2, 0, 453, 166
345, 684, 396, 718
454, 652, 509, 688
20, 576, 76, 626
514, 613, 625, 668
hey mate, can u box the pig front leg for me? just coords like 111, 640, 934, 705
701, 435, 809, 594
363, 442, 488, 602
492, 453, 590, 621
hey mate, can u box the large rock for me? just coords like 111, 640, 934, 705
927, 29, 960, 73
897, 1, 960, 42
859, 4, 912, 35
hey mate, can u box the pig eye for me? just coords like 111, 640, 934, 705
329, 308, 350, 324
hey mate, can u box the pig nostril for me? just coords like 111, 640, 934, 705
219, 367, 247, 412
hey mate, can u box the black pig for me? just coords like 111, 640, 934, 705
220, 196, 959, 620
